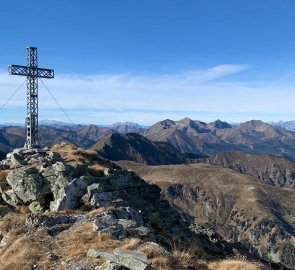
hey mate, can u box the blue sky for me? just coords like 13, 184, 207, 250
1, 0, 295, 125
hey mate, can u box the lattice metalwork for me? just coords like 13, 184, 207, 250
8, 65, 54, 78
8, 47, 54, 149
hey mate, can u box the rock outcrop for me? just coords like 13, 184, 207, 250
0, 144, 240, 270
88, 248, 153, 270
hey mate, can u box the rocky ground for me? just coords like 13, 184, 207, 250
0, 143, 266, 270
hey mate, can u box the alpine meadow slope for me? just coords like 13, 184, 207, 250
117, 160, 295, 269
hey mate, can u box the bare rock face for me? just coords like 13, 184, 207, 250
50, 177, 88, 211
2, 153, 89, 211
6, 167, 50, 203
90, 191, 117, 207
93, 214, 126, 240
0, 149, 89, 211
87, 248, 153, 270
1, 189, 21, 206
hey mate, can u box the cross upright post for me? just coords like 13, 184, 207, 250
8, 47, 54, 149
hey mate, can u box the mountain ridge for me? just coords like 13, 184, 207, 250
91, 132, 188, 165
2, 118, 295, 161
198, 151, 295, 188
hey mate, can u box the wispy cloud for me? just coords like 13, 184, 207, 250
1, 64, 295, 124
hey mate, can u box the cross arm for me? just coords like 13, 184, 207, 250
8, 64, 28, 76
8, 65, 54, 79
36, 67, 54, 79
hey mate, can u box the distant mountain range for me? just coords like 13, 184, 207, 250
2, 118, 295, 130
269, 120, 295, 132
0, 120, 145, 129
3, 118, 295, 162
143, 118, 295, 160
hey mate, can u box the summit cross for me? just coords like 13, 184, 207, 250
8, 47, 54, 149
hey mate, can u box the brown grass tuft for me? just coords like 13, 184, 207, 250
138, 246, 176, 270
151, 255, 172, 269
51, 143, 105, 165
0, 236, 47, 270
208, 259, 262, 270
55, 222, 121, 262
0, 170, 8, 182
121, 238, 141, 249
88, 164, 105, 177
88, 206, 115, 217
138, 241, 203, 270
0, 212, 28, 241
171, 241, 199, 267
15, 205, 31, 214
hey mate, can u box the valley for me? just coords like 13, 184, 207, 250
117, 161, 295, 269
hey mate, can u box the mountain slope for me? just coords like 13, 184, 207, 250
199, 152, 295, 188
0, 125, 114, 155
91, 133, 187, 165
144, 118, 295, 160
117, 161, 295, 269
1, 143, 266, 270
0, 127, 25, 154
144, 118, 234, 158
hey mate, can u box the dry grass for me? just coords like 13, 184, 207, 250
88, 164, 105, 177
0, 214, 143, 269
51, 143, 85, 162
54, 222, 121, 262
138, 241, 208, 270
51, 143, 105, 165
151, 255, 173, 269
121, 238, 141, 249
0, 212, 263, 270
0, 236, 47, 270
0, 170, 8, 182
88, 206, 115, 217
208, 259, 262, 270
170, 241, 200, 267
53, 222, 146, 267
0, 213, 50, 270
15, 205, 31, 214
0, 212, 28, 242
138, 246, 176, 270
172, 248, 198, 267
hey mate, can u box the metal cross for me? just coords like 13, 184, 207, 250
8, 47, 54, 149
